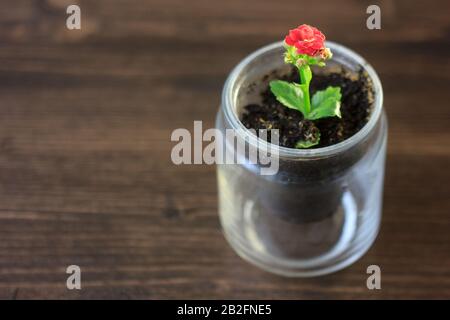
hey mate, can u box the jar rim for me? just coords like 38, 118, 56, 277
221, 41, 384, 159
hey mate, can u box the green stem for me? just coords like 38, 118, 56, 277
298, 66, 311, 115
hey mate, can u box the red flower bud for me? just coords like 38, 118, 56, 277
285, 24, 326, 57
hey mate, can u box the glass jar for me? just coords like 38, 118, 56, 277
216, 41, 387, 277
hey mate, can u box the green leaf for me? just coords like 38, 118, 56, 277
307, 86, 342, 120
269, 80, 306, 115
311, 86, 341, 110
296, 139, 320, 149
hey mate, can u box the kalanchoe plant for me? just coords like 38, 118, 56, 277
270, 24, 342, 148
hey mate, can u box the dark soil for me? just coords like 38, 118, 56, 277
241, 68, 373, 148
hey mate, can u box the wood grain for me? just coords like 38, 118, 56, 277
0, 0, 449, 299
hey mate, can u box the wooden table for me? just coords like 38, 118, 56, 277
0, 0, 449, 299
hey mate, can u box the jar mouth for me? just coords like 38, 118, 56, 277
221, 41, 384, 159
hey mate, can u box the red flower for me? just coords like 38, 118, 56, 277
285, 24, 326, 57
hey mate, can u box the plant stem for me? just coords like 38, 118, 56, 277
299, 66, 311, 115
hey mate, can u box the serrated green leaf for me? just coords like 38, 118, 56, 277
311, 86, 341, 108
308, 98, 341, 120
307, 86, 342, 120
269, 80, 306, 114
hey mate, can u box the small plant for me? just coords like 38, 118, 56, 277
270, 24, 341, 148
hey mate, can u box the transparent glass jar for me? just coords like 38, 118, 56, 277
216, 41, 387, 277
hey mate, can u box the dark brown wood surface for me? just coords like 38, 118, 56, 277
0, 0, 449, 299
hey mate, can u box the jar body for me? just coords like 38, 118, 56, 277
216, 42, 387, 277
